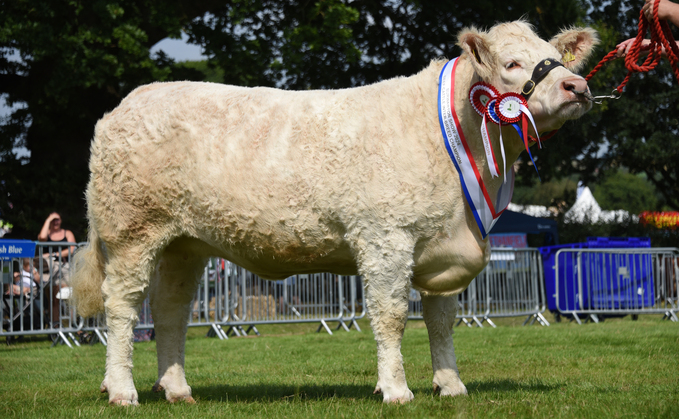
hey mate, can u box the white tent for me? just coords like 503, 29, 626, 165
564, 185, 632, 223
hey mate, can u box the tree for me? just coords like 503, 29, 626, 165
188, 0, 586, 89
591, 169, 658, 214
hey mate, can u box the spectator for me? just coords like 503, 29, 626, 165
6, 258, 39, 295
37, 212, 76, 286
616, 0, 679, 57
37, 212, 76, 325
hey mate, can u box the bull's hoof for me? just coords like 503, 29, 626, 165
433, 381, 467, 397
108, 390, 140, 406
168, 395, 196, 404
383, 389, 414, 404
378, 386, 414, 404
105, 386, 139, 406
154, 379, 194, 404
109, 398, 140, 407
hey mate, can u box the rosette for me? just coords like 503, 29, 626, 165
494, 93, 527, 124
469, 82, 499, 116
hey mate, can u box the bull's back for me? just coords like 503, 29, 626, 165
88, 63, 488, 289
88, 82, 378, 275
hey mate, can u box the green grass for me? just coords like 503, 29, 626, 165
1, 315, 678, 418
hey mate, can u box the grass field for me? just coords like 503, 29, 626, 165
1, 314, 678, 418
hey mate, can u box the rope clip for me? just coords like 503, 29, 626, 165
573, 88, 622, 104
589, 89, 623, 104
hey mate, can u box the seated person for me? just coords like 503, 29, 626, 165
6, 258, 40, 296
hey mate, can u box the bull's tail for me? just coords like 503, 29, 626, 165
70, 227, 106, 317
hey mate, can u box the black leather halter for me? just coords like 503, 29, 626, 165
521, 58, 565, 101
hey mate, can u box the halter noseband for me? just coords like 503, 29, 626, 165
521, 58, 565, 100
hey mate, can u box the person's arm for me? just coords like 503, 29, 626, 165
61, 230, 77, 259
38, 213, 59, 241
644, 0, 679, 27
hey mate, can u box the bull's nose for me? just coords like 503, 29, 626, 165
561, 77, 589, 96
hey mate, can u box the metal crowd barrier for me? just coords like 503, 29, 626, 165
407, 248, 549, 327
1, 242, 83, 347
3, 242, 548, 346
187, 260, 365, 339
79, 258, 367, 345
554, 248, 679, 324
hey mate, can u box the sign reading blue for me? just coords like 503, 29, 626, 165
0, 239, 37, 259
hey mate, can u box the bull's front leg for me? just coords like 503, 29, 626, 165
421, 294, 467, 397
358, 229, 415, 403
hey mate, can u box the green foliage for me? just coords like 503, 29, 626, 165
591, 169, 658, 214
175, 60, 225, 83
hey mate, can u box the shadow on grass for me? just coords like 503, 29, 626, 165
137, 383, 379, 404
465, 379, 560, 394
135, 380, 561, 404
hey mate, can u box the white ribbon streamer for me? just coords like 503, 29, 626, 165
480, 114, 500, 178
498, 123, 507, 184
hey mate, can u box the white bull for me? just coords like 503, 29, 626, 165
71, 20, 598, 405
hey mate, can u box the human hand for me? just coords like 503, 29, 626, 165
644, 0, 679, 24
616, 38, 652, 57
45, 213, 61, 225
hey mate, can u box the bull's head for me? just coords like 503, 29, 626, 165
458, 21, 599, 135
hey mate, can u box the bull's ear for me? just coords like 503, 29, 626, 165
550, 27, 599, 72
458, 26, 494, 80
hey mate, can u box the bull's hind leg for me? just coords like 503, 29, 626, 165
358, 229, 415, 403
100, 245, 157, 406
149, 243, 206, 403
421, 294, 467, 397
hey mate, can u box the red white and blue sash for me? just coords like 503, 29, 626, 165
437, 58, 514, 238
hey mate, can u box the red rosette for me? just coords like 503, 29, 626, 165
469, 82, 499, 116
494, 92, 527, 124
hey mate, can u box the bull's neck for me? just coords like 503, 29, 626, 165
452, 57, 525, 193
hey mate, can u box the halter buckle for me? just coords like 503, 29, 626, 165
521, 80, 536, 98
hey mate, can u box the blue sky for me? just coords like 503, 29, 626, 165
150, 33, 206, 62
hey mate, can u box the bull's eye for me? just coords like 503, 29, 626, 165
505, 61, 520, 70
